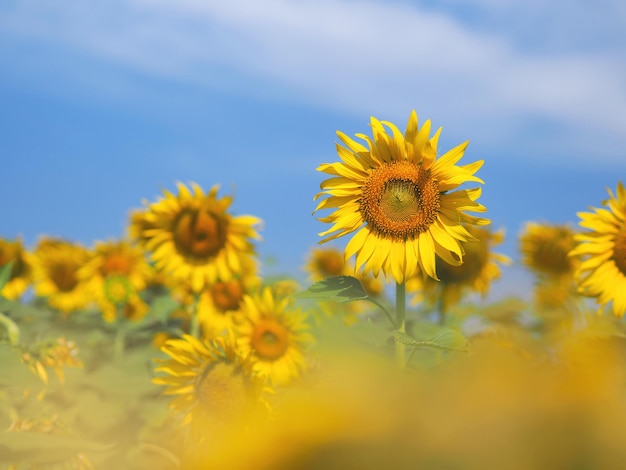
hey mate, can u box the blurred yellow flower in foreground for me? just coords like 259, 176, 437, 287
187, 324, 626, 470
570, 181, 626, 316
314, 111, 488, 283
153, 334, 268, 432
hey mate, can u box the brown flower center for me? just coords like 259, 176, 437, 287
437, 238, 487, 284
613, 229, 626, 276
51, 262, 79, 292
101, 252, 132, 276
361, 161, 440, 240
315, 250, 345, 277
211, 280, 244, 312
530, 229, 574, 275
174, 209, 227, 260
250, 319, 289, 361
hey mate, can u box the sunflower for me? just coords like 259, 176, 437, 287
153, 333, 268, 438
303, 246, 386, 325
197, 255, 261, 339
78, 239, 153, 320
133, 182, 262, 293
519, 222, 579, 319
569, 181, 626, 317
32, 238, 91, 314
0, 237, 35, 300
519, 222, 578, 278
407, 226, 510, 313
99, 279, 149, 323
304, 246, 385, 298
237, 287, 314, 386
314, 111, 489, 284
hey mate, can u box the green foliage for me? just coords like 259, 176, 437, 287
294, 276, 369, 303
393, 329, 469, 352
352, 319, 393, 348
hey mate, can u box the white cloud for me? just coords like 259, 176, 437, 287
2, 0, 625, 164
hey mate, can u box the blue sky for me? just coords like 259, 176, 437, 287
1, 0, 625, 299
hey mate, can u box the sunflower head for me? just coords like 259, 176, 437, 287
519, 222, 577, 277
32, 238, 91, 314
0, 237, 35, 300
570, 182, 626, 317
407, 226, 510, 310
305, 247, 346, 280
196, 256, 261, 338
314, 111, 489, 284
153, 333, 269, 435
237, 287, 314, 386
136, 183, 262, 293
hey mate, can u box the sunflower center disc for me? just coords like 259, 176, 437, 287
361, 162, 440, 240
380, 180, 420, 223
174, 209, 227, 259
211, 280, 244, 312
101, 253, 132, 276
251, 320, 289, 361
196, 362, 248, 418
316, 251, 344, 277
613, 229, 626, 276
52, 263, 79, 292
531, 229, 573, 275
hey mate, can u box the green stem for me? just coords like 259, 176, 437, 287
437, 295, 446, 326
113, 304, 126, 360
189, 294, 200, 338
395, 281, 406, 368
113, 327, 126, 360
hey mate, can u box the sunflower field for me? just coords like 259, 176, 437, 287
2, 111, 626, 469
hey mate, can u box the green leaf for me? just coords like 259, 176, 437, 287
0, 261, 13, 295
393, 329, 469, 352
148, 295, 180, 323
293, 276, 368, 303
0, 312, 20, 345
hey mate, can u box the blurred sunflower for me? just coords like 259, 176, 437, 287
153, 333, 268, 436
314, 111, 488, 284
305, 246, 385, 298
519, 222, 579, 318
0, 237, 35, 300
407, 226, 510, 314
197, 256, 261, 339
99, 275, 149, 322
79, 239, 153, 320
520, 222, 578, 278
32, 238, 91, 314
303, 247, 385, 325
134, 182, 262, 293
127, 206, 156, 246
237, 287, 314, 386
570, 181, 626, 317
